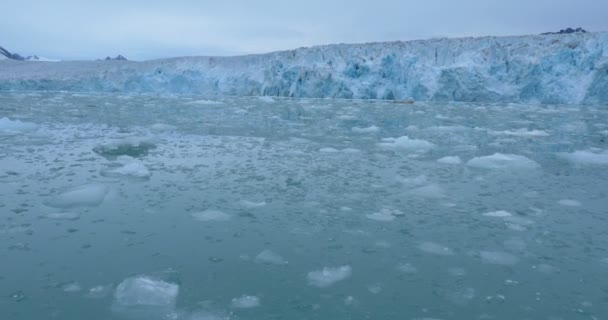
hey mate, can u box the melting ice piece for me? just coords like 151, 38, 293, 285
102, 162, 151, 179
366, 208, 403, 222
254, 250, 288, 265
558, 199, 582, 207
437, 156, 462, 164
418, 242, 454, 256
319, 147, 340, 153
93, 137, 157, 159
239, 200, 267, 208
408, 184, 445, 198
397, 263, 418, 274
480, 251, 519, 266
483, 210, 512, 218
352, 125, 380, 133
466, 153, 540, 170
492, 128, 549, 137
46, 184, 108, 208
62, 282, 82, 293
149, 123, 177, 133
307, 266, 352, 288
114, 276, 179, 307
559, 149, 608, 165
46, 212, 81, 220
377, 136, 435, 153
0, 117, 37, 135
191, 210, 231, 222
231, 295, 260, 308
85, 284, 114, 298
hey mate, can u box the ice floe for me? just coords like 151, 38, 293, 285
418, 242, 454, 256
377, 136, 435, 152
558, 199, 582, 207
102, 161, 151, 179
254, 250, 288, 265
46, 184, 109, 208
307, 265, 352, 287
483, 210, 512, 218
352, 125, 380, 133
0, 117, 37, 135
366, 208, 403, 222
559, 149, 608, 165
231, 295, 260, 308
437, 156, 462, 164
480, 251, 519, 266
466, 153, 540, 170
114, 276, 179, 307
93, 137, 157, 159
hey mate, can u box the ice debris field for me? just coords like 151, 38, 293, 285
1, 32, 608, 105
0, 91, 607, 319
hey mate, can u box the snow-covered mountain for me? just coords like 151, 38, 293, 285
0, 45, 59, 62
1, 32, 607, 105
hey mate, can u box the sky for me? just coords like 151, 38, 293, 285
1, 0, 607, 61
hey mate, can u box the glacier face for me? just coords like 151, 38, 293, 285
0, 32, 607, 104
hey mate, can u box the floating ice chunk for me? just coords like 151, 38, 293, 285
491, 128, 549, 137
483, 210, 512, 218
46, 212, 81, 220
231, 295, 260, 308
85, 284, 114, 298
319, 147, 339, 153
307, 265, 352, 288
341, 148, 361, 154
366, 208, 403, 222
466, 153, 540, 170
559, 149, 608, 165
189, 99, 223, 105
0, 117, 37, 133
93, 137, 157, 159
344, 296, 355, 306
239, 200, 267, 208
62, 282, 82, 293
191, 210, 231, 222
103, 162, 151, 179
258, 96, 275, 103
437, 156, 462, 164
558, 199, 582, 207
534, 264, 559, 274
480, 251, 519, 266
397, 263, 418, 274
399, 175, 428, 187
352, 125, 380, 133
114, 276, 179, 307
368, 283, 383, 294
46, 184, 108, 208
254, 250, 288, 265
448, 267, 467, 277
378, 136, 435, 152
418, 242, 454, 256
0, 117, 37, 135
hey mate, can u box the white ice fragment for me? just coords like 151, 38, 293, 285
397, 263, 418, 274
559, 149, 608, 165
93, 137, 157, 158
62, 282, 82, 293
480, 251, 519, 266
366, 208, 403, 222
46, 212, 81, 220
558, 199, 582, 207
254, 250, 288, 265
377, 136, 435, 152
231, 295, 260, 308
491, 128, 549, 137
319, 147, 339, 153
0, 117, 37, 135
418, 242, 454, 256
239, 200, 267, 208
191, 209, 231, 222
85, 284, 113, 298
307, 265, 352, 288
114, 276, 179, 307
46, 184, 109, 208
352, 125, 380, 133
104, 162, 151, 179
483, 210, 512, 218
437, 156, 462, 164
258, 96, 275, 103
408, 184, 445, 198
466, 153, 540, 170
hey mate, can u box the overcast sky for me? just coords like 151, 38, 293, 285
1, 0, 607, 61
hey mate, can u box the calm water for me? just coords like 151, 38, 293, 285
1, 92, 607, 320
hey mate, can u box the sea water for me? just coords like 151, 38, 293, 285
1, 92, 607, 319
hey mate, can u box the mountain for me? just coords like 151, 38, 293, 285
104, 55, 128, 61
1, 32, 607, 105
0, 46, 24, 60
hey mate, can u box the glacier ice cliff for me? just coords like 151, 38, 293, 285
1, 32, 607, 105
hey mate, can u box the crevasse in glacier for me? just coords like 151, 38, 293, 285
0, 32, 607, 104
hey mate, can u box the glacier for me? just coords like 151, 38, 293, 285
1, 32, 608, 104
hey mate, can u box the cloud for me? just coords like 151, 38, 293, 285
1, 0, 607, 60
